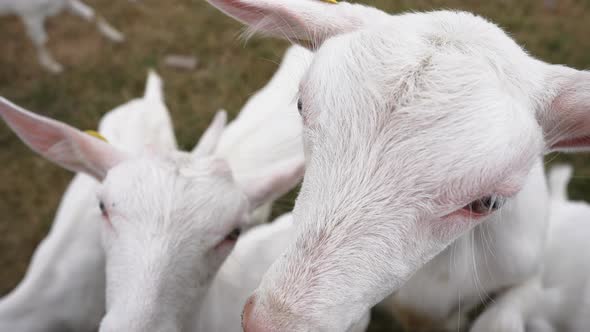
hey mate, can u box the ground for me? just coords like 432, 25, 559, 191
0, 0, 588, 331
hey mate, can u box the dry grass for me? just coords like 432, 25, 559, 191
0, 0, 589, 331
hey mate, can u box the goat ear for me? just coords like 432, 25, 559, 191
0, 98, 126, 180
205, 0, 388, 49
192, 110, 227, 156
242, 156, 304, 210
540, 67, 590, 153
143, 69, 164, 101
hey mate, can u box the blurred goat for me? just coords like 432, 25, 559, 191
0, 0, 124, 73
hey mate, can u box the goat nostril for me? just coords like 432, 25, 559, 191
242, 294, 257, 330
242, 294, 277, 332
242, 295, 255, 326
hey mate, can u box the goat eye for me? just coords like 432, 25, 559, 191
225, 228, 241, 242
99, 201, 107, 217
297, 99, 303, 113
463, 195, 506, 215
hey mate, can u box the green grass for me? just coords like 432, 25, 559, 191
0, 0, 589, 331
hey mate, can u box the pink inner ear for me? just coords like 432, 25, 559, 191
211, 0, 268, 24
545, 71, 590, 151
0, 98, 126, 180
547, 103, 590, 151
218, 0, 306, 37
207, 0, 334, 46
0, 100, 66, 153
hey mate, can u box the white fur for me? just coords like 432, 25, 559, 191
205, 1, 590, 330
471, 164, 590, 332
0, 0, 124, 73
99, 70, 177, 154
0, 70, 174, 332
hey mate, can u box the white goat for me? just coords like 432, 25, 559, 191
204, 1, 590, 331
0, 70, 175, 332
0, 50, 305, 332
471, 165, 590, 332
0, 0, 124, 73
212, 8, 551, 331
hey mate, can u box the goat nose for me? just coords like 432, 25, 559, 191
242, 295, 256, 330
242, 294, 272, 332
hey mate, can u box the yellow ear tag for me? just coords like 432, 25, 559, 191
321, 0, 338, 3
84, 130, 109, 143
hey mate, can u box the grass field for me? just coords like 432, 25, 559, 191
0, 0, 589, 331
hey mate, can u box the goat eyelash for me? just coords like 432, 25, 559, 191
461, 195, 507, 217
